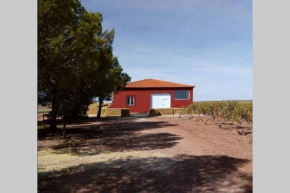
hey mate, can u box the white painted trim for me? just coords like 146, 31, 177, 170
126, 96, 135, 106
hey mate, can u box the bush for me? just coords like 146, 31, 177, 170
186, 101, 253, 122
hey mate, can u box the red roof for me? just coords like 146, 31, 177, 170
125, 79, 194, 88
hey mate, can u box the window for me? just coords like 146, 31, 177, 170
127, 96, 135, 106
174, 90, 190, 100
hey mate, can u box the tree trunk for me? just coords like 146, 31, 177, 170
49, 100, 57, 131
97, 96, 103, 119
49, 108, 57, 131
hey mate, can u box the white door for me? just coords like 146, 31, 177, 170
151, 93, 171, 108
162, 98, 170, 108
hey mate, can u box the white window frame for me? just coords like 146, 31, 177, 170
126, 96, 135, 106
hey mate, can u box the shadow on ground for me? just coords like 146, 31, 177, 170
38, 154, 252, 193
38, 119, 181, 156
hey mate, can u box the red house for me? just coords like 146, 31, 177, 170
110, 79, 195, 113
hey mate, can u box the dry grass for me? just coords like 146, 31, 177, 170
38, 148, 171, 173
37, 103, 112, 115
87, 103, 111, 115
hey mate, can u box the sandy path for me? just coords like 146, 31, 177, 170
38, 116, 252, 193
137, 116, 252, 159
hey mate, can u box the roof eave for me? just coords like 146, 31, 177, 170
124, 86, 195, 89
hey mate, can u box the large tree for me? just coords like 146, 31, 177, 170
89, 29, 131, 118
95, 56, 131, 119
38, 0, 85, 130
38, 0, 130, 130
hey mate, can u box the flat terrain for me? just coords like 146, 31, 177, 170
38, 116, 252, 193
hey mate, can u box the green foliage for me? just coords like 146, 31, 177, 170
186, 101, 253, 122
38, 0, 130, 126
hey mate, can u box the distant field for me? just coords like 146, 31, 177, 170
38, 105, 51, 114
37, 103, 112, 115
194, 100, 252, 103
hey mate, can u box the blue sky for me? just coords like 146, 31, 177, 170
82, 0, 252, 101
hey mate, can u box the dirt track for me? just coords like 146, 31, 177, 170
38, 116, 252, 193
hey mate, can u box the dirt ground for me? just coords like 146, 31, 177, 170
38, 115, 252, 193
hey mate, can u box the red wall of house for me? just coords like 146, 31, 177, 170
110, 87, 194, 113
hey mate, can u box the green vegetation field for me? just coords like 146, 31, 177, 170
186, 100, 253, 122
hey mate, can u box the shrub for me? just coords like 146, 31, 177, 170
186, 101, 253, 122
